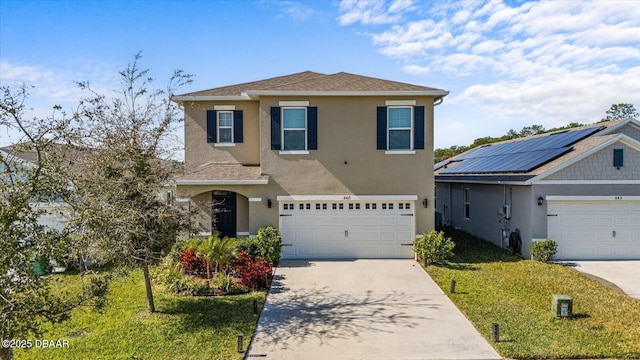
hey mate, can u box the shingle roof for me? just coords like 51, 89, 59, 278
434, 120, 632, 182
178, 71, 445, 97
174, 163, 268, 183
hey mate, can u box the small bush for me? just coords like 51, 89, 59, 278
231, 251, 273, 290
530, 238, 558, 262
414, 230, 455, 266
239, 226, 282, 265
178, 249, 207, 276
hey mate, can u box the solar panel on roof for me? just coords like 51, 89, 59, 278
440, 126, 604, 174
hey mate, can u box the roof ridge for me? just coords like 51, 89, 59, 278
262, 71, 329, 90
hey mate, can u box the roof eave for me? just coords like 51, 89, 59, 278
245, 90, 450, 97
171, 95, 252, 102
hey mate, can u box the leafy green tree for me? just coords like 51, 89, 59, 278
1, 85, 108, 360
66, 53, 193, 313
601, 103, 639, 122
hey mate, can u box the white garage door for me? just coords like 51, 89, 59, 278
547, 198, 640, 260
279, 197, 416, 259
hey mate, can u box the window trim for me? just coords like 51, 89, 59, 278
387, 106, 413, 151
217, 111, 234, 144
281, 107, 307, 152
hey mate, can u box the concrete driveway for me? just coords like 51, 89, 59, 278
568, 261, 640, 300
246, 259, 501, 360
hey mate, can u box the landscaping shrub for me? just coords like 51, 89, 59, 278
239, 226, 282, 265
178, 249, 207, 276
414, 230, 455, 266
530, 238, 558, 262
232, 251, 273, 290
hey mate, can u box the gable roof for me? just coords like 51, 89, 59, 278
173, 71, 448, 101
435, 119, 640, 184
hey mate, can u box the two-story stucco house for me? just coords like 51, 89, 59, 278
172, 71, 448, 259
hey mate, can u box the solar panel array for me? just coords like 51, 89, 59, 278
439, 126, 605, 174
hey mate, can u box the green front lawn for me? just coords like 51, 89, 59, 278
426, 228, 640, 359
16, 270, 266, 360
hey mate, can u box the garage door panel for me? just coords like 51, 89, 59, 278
280, 199, 415, 259
548, 200, 640, 260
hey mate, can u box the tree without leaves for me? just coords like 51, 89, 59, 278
0, 85, 108, 360
66, 53, 193, 313
601, 103, 639, 122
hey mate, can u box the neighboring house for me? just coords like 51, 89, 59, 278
172, 71, 449, 259
434, 118, 640, 260
0, 145, 69, 231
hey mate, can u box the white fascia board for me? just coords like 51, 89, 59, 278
528, 134, 640, 185
175, 179, 268, 185
245, 90, 450, 97
535, 180, 640, 185
171, 95, 251, 102
546, 195, 640, 201
276, 195, 418, 201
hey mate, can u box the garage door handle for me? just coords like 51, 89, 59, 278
547, 214, 558, 217
280, 214, 293, 217
401, 214, 413, 216
281, 244, 293, 247
400, 243, 413, 246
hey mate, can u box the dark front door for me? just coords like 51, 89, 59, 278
212, 191, 236, 238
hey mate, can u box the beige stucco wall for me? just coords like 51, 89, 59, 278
182, 101, 261, 167
179, 95, 438, 236
258, 96, 436, 234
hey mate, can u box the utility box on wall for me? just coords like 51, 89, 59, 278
552, 294, 573, 318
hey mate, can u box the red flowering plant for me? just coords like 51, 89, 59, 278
230, 251, 273, 290
178, 249, 207, 277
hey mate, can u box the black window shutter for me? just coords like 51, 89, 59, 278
206, 110, 217, 143
233, 110, 243, 143
307, 107, 318, 150
414, 106, 425, 150
271, 107, 281, 150
377, 107, 387, 150
613, 148, 624, 167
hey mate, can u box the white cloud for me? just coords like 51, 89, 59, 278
337, 0, 640, 146
278, 1, 315, 23
338, 0, 413, 25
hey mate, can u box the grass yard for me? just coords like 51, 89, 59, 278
425, 227, 640, 359
15, 269, 266, 360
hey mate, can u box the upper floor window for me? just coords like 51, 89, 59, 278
271, 106, 318, 152
388, 107, 412, 150
377, 105, 424, 152
206, 109, 243, 144
282, 108, 307, 151
217, 111, 234, 143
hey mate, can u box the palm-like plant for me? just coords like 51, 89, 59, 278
195, 235, 238, 278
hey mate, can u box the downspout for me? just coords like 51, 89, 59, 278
434, 96, 444, 106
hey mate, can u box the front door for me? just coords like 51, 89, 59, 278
212, 191, 237, 238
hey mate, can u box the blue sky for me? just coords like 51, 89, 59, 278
2, 0, 639, 159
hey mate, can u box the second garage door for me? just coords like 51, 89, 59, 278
547, 197, 640, 260
279, 197, 416, 259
